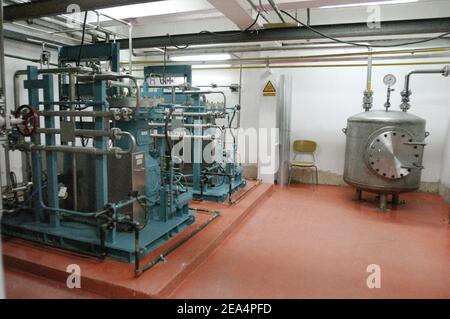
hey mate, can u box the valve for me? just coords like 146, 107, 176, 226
14, 105, 38, 137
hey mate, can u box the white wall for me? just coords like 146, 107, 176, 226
2, 41, 450, 187
193, 62, 450, 184
440, 115, 450, 189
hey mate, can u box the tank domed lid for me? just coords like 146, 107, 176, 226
348, 109, 425, 124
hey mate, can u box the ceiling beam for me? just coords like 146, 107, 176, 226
3, 0, 165, 21
117, 18, 450, 49
207, 0, 260, 30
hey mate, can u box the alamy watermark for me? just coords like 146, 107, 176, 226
66, 264, 81, 289
366, 264, 381, 289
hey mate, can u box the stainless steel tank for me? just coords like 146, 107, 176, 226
343, 110, 427, 210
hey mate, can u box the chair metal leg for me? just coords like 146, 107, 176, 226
288, 166, 292, 185
313, 166, 319, 185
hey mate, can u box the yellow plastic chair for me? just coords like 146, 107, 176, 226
288, 140, 319, 185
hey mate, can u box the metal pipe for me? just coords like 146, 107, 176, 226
404, 66, 450, 96
37, 110, 113, 117
129, 24, 133, 75
116, 131, 137, 154
92, 10, 133, 73
267, 0, 286, 23
145, 84, 189, 89
4, 53, 58, 66
107, 80, 132, 89
400, 65, 450, 111
183, 90, 227, 108
150, 133, 214, 141
363, 46, 374, 112
135, 42, 450, 57
245, 0, 270, 23
367, 47, 373, 92
148, 123, 219, 129
13, 66, 96, 114
16, 143, 129, 157
126, 47, 450, 65
15, 66, 94, 77
77, 73, 141, 110
2, 182, 33, 195
10, 21, 84, 44
36, 128, 119, 138
134, 61, 450, 71
178, 111, 225, 117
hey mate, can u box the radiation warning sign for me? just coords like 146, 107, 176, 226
263, 80, 276, 96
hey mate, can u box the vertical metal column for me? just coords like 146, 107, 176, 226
92, 81, 113, 240
277, 75, 293, 186
93, 81, 109, 209
68, 73, 78, 211
43, 74, 60, 227
193, 120, 202, 193
24, 66, 43, 221
0, 0, 7, 299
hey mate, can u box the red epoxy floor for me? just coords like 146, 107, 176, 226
3, 184, 450, 299
3, 182, 273, 298
5, 269, 103, 299
170, 185, 450, 299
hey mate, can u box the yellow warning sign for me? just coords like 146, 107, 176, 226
263, 80, 276, 96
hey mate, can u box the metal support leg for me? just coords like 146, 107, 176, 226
355, 189, 363, 201
379, 193, 388, 212
313, 166, 319, 185
288, 165, 292, 185
392, 194, 400, 207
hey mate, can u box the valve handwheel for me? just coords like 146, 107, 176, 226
15, 105, 39, 137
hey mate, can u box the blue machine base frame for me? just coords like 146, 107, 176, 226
2, 210, 195, 262
193, 179, 247, 202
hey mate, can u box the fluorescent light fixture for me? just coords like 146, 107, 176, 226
193, 64, 232, 69
321, 0, 419, 9
170, 54, 232, 62
95, 0, 214, 21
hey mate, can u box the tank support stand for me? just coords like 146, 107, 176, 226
379, 193, 388, 212
355, 189, 363, 201
392, 194, 400, 207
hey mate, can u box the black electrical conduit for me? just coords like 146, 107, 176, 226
134, 208, 221, 277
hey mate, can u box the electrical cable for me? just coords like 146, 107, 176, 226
76, 12, 89, 67
165, 107, 174, 157
279, 10, 450, 48
199, 12, 262, 38
76, 11, 90, 146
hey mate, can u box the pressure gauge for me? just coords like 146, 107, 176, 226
383, 74, 397, 87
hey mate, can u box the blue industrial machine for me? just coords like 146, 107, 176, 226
1, 44, 195, 271
142, 65, 246, 203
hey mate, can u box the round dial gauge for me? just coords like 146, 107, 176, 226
383, 74, 397, 87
